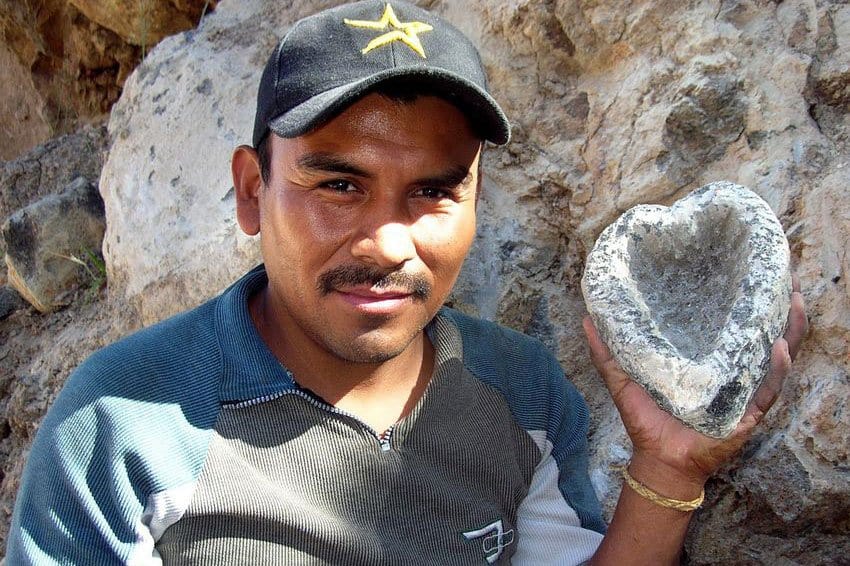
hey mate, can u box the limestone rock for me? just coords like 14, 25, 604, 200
808, 5, 850, 109
0, 43, 52, 161
660, 65, 748, 186
3, 177, 106, 312
0, 0, 139, 155
0, 0, 216, 160
581, 182, 792, 437
0, 123, 108, 285
806, 4, 850, 147
99, 0, 340, 323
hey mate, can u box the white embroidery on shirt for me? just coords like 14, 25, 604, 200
463, 519, 515, 564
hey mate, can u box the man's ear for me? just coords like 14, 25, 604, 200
232, 145, 263, 236
474, 144, 484, 207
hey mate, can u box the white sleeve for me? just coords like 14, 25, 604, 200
513, 431, 604, 565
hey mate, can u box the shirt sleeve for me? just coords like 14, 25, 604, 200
7, 361, 159, 564
513, 355, 606, 565
7, 325, 220, 565
512, 431, 604, 564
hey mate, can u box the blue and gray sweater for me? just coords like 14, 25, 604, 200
8, 265, 604, 564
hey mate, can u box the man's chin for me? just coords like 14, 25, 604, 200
327, 334, 413, 364
308, 319, 426, 364
305, 300, 436, 364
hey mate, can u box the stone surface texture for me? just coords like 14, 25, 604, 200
0, 124, 108, 226
0, 286, 26, 320
99, 0, 330, 324
3, 177, 106, 312
2, 0, 849, 562
0, 0, 216, 162
0, 123, 108, 286
0, 42, 52, 162
68, 0, 216, 46
582, 182, 791, 438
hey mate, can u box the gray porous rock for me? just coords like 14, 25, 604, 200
581, 182, 791, 438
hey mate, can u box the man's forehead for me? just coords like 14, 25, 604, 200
266, 92, 480, 155
274, 138, 481, 178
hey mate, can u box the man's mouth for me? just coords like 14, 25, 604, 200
332, 285, 415, 314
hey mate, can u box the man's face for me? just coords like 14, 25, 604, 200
247, 93, 481, 364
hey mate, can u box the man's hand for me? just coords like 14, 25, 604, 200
586, 279, 807, 566
583, 277, 808, 494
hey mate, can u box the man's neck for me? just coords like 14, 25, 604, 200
248, 287, 435, 433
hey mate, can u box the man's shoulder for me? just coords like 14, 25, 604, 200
436, 306, 563, 380
434, 307, 588, 431
84, 297, 221, 381
10, 297, 228, 564
52, 296, 224, 428
48, 265, 271, 428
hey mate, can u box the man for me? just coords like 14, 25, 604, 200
8, 1, 807, 564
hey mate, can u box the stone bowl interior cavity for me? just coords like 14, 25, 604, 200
628, 204, 751, 360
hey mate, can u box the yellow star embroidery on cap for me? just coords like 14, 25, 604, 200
344, 3, 433, 59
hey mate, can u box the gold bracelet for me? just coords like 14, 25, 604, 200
618, 465, 704, 512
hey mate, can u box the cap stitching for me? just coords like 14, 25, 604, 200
391, 35, 398, 67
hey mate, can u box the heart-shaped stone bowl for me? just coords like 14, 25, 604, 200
581, 182, 791, 438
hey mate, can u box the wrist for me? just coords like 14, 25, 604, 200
628, 452, 707, 501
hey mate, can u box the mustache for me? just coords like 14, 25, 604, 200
317, 265, 431, 301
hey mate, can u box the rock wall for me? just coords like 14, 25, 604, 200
0, 42, 52, 162
68, 0, 218, 46
0, 124, 108, 288
2, 0, 849, 562
0, 0, 215, 161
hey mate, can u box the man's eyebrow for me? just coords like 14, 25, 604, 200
296, 152, 371, 177
297, 155, 473, 187
415, 165, 473, 188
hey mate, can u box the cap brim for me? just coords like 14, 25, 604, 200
266, 68, 510, 145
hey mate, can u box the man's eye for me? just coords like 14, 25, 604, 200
322, 180, 357, 193
416, 187, 452, 200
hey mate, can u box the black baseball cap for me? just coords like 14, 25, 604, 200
252, 0, 510, 147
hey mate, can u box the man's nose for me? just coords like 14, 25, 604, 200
350, 218, 417, 269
